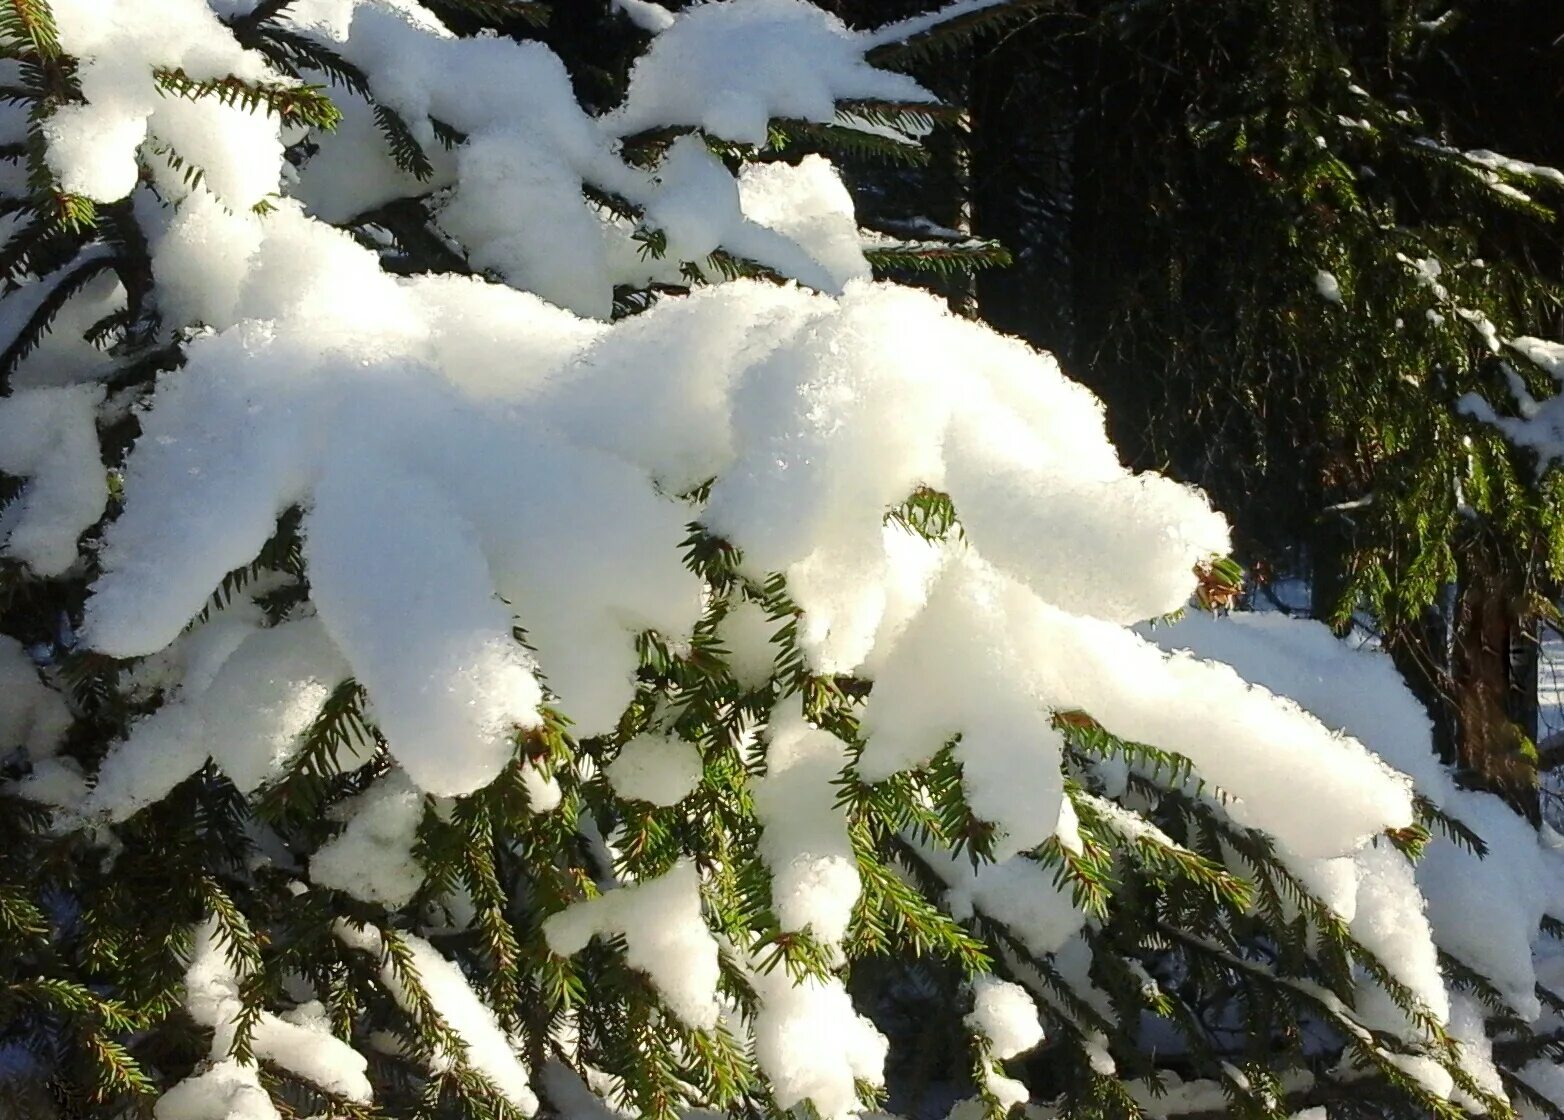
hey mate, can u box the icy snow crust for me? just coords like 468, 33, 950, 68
8, 0, 1564, 1117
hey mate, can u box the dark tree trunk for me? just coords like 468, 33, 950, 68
1453, 547, 1539, 819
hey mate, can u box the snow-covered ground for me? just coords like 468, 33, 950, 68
1537, 625, 1564, 828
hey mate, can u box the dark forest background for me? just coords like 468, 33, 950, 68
551, 0, 1564, 822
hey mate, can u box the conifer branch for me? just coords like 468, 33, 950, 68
0, 0, 61, 62
864, 0, 1056, 68
0, 251, 112, 387
420, 0, 549, 27
863, 236, 1012, 275
153, 68, 342, 131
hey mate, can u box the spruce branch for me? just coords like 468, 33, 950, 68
864, 0, 1056, 68
0, 0, 60, 62
419, 0, 550, 27
0, 251, 113, 388
257, 680, 379, 827
862, 237, 1012, 276
153, 68, 342, 131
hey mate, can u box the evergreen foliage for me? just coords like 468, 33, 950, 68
0, 4, 1562, 1120
941, 0, 1564, 807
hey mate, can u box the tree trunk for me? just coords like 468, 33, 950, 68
1453, 549, 1539, 819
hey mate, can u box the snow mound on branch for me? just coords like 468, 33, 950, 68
310, 770, 426, 906
754, 707, 860, 949
543, 861, 721, 1030
1153, 610, 1564, 1032
605, 732, 704, 806
335, 921, 539, 1115
88, 200, 1411, 867
607, 0, 934, 146
180, 917, 371, 1105
748, 958, 889, 1119
0, 385, 107, 576
926, 842, 1086, 959
46, 0, 278, 202
736, 155, 871, 290
25, 3, 1528, 1117
0, 268, 125, 390
0, 636, 71, 759
87, 615, 350, 820
967, 976, 1044, 1060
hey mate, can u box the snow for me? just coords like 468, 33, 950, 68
605, 732, 704, 807
925, 844, 1085, 959
0, 636, 71, 760
305, 444, 547, 796
1345, 841, 1448, 1026
612, 0, 676, 34
1154, 609, 1564, 1032
1418, 790, 1561, 1017
1143, 611, 1453, 800
0, 386, 108, 576
719, 597, 783, 688
310, 769, 427, 906
1463, 149, 1564, 187
861, 0, 1010, 48
87, 616, 350, 820
147, 94, 284, 206
729, 154, 872, 292
857, 552, 1069, 860
438, 123, 620, 318
154, 1061, 280, 1120
45, 0, 274, 202
335, 920, 539, 1114
177, 917, 371, 1105
747, 960, 888, 1120
864, 554, 1414, 863
753, 707, 860, 948
0, 268, 125, 390
542, 860, 721, 1030
1447, 992, 1506, 1109
43, 106, 152, 202
607, 0, 934, 147
1510, 336, 1564, 380
966, 976, 1044, 1060
21, 3, 1564, 1118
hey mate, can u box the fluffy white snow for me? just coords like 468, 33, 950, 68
0, 636, 71, 759
87, 616, 349, 820
605, 732, 704, 807
612, 0, 675, 34
966, 976, 1044, 1060
0, 386, 107, 576
0, 269, 125, 389
304, 443, 548, 796
180, 917, 371, 1104
747, 961, 888, 1120
45, 0, 275, 202
154, 1060, 280, 1120
1461, 332, 1564, 469
1155, 609, 1564, 1049
542, 861, 721, 1030
607, 0, 934, 146
753, 707, 861, 948
926, 843, 1086, 959
335, 921, 539, 1114
718, 597, 783, 688
310, 769, 427, 906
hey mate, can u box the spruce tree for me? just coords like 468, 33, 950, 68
946, 0, 1564, 809
1, 3, 1563, 1120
